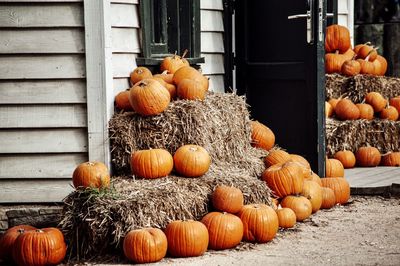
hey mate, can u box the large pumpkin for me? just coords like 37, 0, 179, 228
289, 154, 312, 179
250, 120, 275, 151
380, 106, 399, 121
276, 208, 296, 229
334, 99, 360, 120
212, 185, 244, 214
164, 220, 209, 257
325, 158, 344, 177
12, 227, 67, 266
173, 66, 209, 91
325, 24, 351, 53
173, 145, 211, 177
365, 92, 387, 113
160, 52, 190, 74
334, 150, 356, 168
130, 67, 153, 84
0, 225, 36, 261
280, 195, 312, 222
131, 149, 173, 179
320, 187, 336, 209
72, 161, 110, 189
129, 79, 171, 116
177, 79, 206, 100
356, 146, 381, 167
261, 161, 304, 198
381, 152, 400, 167
201, 212, 243, 250
123, 228, 167, 264
306, 171, 322, 186
356, 103, 374, 120
301, 180, 322, 213
264, 149, 291, 167
321, 177, 350, 204
238, 204, 279, 243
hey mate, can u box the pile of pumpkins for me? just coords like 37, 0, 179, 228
326, 93, 400, 121
325, 24, 387, 76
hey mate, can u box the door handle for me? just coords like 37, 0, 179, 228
288, 13, 311, 20
287, 0, 313, 44
326, 13, 334, 18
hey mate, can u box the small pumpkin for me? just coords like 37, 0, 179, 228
356, 146, 381, 167
173, 66, 209, 91
343, 48, 356, 60
328, 98, 339, 110
0, 225, 36, 261
325, 24, 351, 53
276, 208, 296, 229
325, 101, 334, 118
177, 79, 206, 100
389, 96, 400, 114
356, 103, 374, 120
72, 161, 110, 189
154, 71, 174, 84
115, 90, 132, 111
280, 195, 312, 222
320, 187, 336, 209
164, 220, 209, 257
341, 59, 361, 76
130, 66, 153, 84
173, 145, 211, 177
264, 149, 291, 167
250, 120, 275, 151
325, 158, 345, 177
365, 92, 387, 113
334, 150, 356, 168
321, 177, 350, 204
160, 51, 190, 74
357, 59, 375, 74
380, 106, 399, 121
334, 99, 360, 120
357, 45, 377, 62
325, 53, 347, 74
238, 204, 279, 243
301, 180, 322, 213
201, 212, 243, 250
212, 185, 244, 214
375, 55, 387, 75
131, 149, 173, 179
123, 228, 167, 264
380, 152, 400, 167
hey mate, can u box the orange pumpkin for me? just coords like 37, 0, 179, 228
343, 48, 356, 60
357, 45, 377, 62
321, 177, 350, 204
325, 53, 347, 74
212, 185, 244, 214
276, 208, 296, 229
130, 67, 153, 84
389, 96, 400, 114
280, 195, 312, 222
357, 59, 375, 74
301, 180, 322, 213
173, 145, 211, 177
177, 79, 206, 101
131, 149, 173, 179
334, 99, 360, 120
341, 59, 361, 76
123, 228, 167, 264
173, 66, 209, 91
306, 171, 322, 186
238, 204, 279, 243
115, 90, 132, 111
380, 152, 400, 167
328, 98, 340, 110
365, 92, 387, 113
375, 55, 387, 75
289, 154, 312, 179
356, 103, 374, 120
250, 120, 275, 151
325, 24, 351, 53
356, 146, 381, 167
334, 150, 356, 168
380, 106, 399, 121
160, 52, 190, 74
201, 212, 243, 250
264, 149, 291, 167
325, 158, 344, 177
326, 101, 334, 118
0, 225, 36, 261
320, 187, 336, 209
154, 71, 174, 84
72, 161, 110, 189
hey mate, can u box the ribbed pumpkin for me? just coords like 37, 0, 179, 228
325, 24, 351, 53
130, 66, 153, 84
320, 187, 336, 209
380, 106, 399, 121
12, 227, 67, 266
250, 120, 275, 151
289, 154, 312, 179
173, 145, 211, 177
261, 161, 304, 198
173, 66, 209, 91
123, 228, 167, 264
0, 225, 36, 261
325, 158, 344, 177
357, 59, 375, 74
328, 98, 339, 110
365, 92, 387, 112
334, 99, 360, 120
160, 52, 190, 74
264, 149, 291, 167
164, 220, 209, 257
201, 212, 243, 250
343, 48, 356, 60
341, 59, 361, 76
276, 208, 296, 229
306, 171, 322, 186
321, 177, 350, 204
357, 45, 377, 61
356, 146, 381, 167
115, 90, 132, 111
334, 150, 356, 168
129, 79, 170, 116
356, 103, 374, 120
212, 185, 244, 214
389, 96, 400, 114
238, 204, 279, 243
301, 180, 322, 213
381, 152, 400, 167
280, 195, 312, 222
326, 101, 334, 118
325, 53, 347, 74
72, 161, 110, 189
154, 71, 174, 84
152, 77, 177, 99
375, 55, 387, 75
131, 149, 173, 179
177, 79, 206, 100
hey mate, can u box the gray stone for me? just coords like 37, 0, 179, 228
39, 207, 63, 215
6, 208, 39, 218
0, 220, 8, 231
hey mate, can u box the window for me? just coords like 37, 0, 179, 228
137, 0, 204, 65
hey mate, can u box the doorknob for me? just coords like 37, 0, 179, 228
287, 0, 314, 44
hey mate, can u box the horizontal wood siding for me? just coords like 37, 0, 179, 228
0, 1, 87, 203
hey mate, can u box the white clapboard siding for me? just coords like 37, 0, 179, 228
0, 55, 85, 79
206, 75, 225, 93
111, 3, 139, 28
112, 28, 141, 53
0, 80, 86, 104
0, 180, 74, 203
2, 0, 82, 2
111, 0, 138, 4
113, 78, 131, 95
200, 0, 223, 10
0, 4, 84, 27
201, 10, 224, 32
0, 154, 87, 178
0, 129, 88, 153
201, 32, 224, 53
0, 105, 87, 128
200, 54, 224, 75
112, 53, 137, 78
0, 29, 85, 54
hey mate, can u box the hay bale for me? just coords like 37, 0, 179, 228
326, 118, 400, 156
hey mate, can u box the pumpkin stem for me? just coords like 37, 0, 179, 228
182, 49, 188, 58
161, 70, 169, 75
17, 229, 25, 234
35, 229, 44, 233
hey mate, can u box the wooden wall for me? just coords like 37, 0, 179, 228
0, 0, 87, 202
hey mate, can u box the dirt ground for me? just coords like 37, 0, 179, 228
94, 196, 400, 266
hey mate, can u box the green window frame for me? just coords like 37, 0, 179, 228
137, 0, 204, 65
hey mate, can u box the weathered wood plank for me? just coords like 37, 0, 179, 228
0, 128, 88, 153
0, 55, 85, 79
111, 28, 141, 53
113, 78, 130, 95
206, 75, 225, 93
201, 10, 224, 32
0, 29, 84, 54
0, 154, 87, 178
112, 53, 137, 78
200, 53, 225, 75
200, 0, 223, 10
0, 4, 83, 27
0, 179, 74, 203
201, 32, 224, 53
0, 80, 86, 104
111, 3, 139, 28
0, 104, 87, 128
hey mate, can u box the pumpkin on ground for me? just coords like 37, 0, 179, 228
123, 228, 167, 264
276, 208, 296, 229
356, 146, 381, 167
365, 92, 387, 113
321, 187, 336, 209
325, 158, 345, 177
250, 120, 275, 151
12, 227, 67, 266
280, 195, 312, 222
381, 152, 400, 167
334, 150, 356, 168
160, 51, 190, 74
301, 180, 323, 213
325, 24, 351, 53
356, 103, 374, 120
0, 225, 36, 261
72, 161, 110, 189
115, 90, 132, 111
131, 149, 173, 179
173, 145, 211, 177
177, 79, 206, 100
164, 220, 209, 257
334, 99, 360, 120
212, 185, 244, 214
130, 67, 153, 84
380, 106, 399, 121
264, 149, 291, 167
201, 212, 243, 250
321, 177, 350, 204
238, 204, 279, 243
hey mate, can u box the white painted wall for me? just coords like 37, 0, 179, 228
338, 0, 355, 46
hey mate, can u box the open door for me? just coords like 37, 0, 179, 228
235, 0, 326, 176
